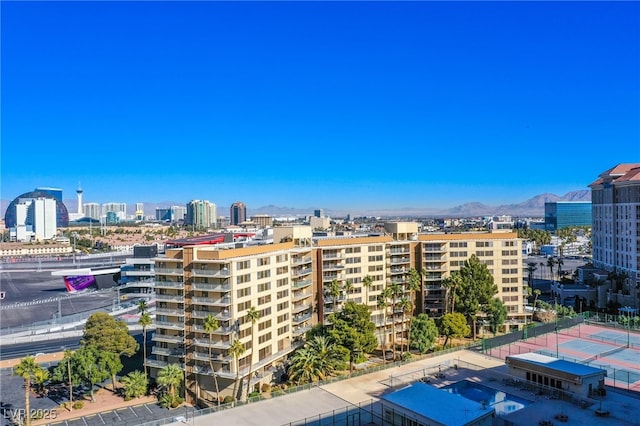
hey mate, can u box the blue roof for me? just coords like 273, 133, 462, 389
507, 352, 606, 377
381, 382, 494, 426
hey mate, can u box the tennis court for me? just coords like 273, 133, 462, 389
484, 322, 640, 392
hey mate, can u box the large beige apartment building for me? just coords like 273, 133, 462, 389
149, 223, 525, 405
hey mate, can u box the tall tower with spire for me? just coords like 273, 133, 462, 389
76, 184, 83, 216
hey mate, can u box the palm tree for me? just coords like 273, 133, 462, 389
203, 314, 220, 404
245, 306, 260, 400
288, 336, 342, 384
532, 289, 541, 320
406, 268, 422, 332
539, 262, 545, 280
62, 349, 74, 410
526, 263, 537, 286
13, 356, 43, 426
157, 363, 183, 400
343, 280, 354, 302
388, 282, 403, 361
362, 275, 373, 306
556, 258, 564, 281
441, 273, 462, 314
229, 339, 245, 401
328, 279, 342, 315
376, 291, 390, 362
397, 297, 412, 355
137, 299, 148, 314
547, 257, 555, 282
121, 370, 147, 399
139, 312, 152, 381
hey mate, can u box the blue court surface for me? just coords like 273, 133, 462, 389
589, 330, 640, 346
558, 339, 618, 355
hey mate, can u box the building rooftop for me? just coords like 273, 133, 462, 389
381, 381, 494, 426
506, 352, 606, 377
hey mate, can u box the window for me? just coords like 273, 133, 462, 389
257, 270, 271, 279
277, 278, 289, 287
236, 274, 251, 284
258, 332, 272, 344
277, 313, 289, 323
257, 282, 271, 292
237, 260, 250, 270
277, 289, 289, 299
277, 266, 289, 274
237, 288, 251, 298
368, 245, 383, 252
277, 301, 289, 311
277, 325, 289, 335
237, 301, 251, 311
258, 319, 272, 331
368, 255, 383, 262
258, 257, 270, 266
276, 254, 288, 262
257, 295, 271, 305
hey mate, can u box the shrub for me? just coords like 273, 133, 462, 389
261, 383, 271, 393
72, 401, 84, 410
222, 395, 234, 404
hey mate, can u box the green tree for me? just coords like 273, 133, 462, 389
32, 367, 50, 396
13, 356, 44, 426
157, 363, 183, 400
455, 255, 498, 338
344, 279, 354, 302
397, 297, 412, 355
139, 312, 152, 381
245, 306, 260, 400
137, 299, 148, 314
327, 301, 378, 358
72, 346, 109, 401
484, 298, 508, 336
121, 370, 148, 400
547, 257, 556, 282
410, 314, 438, 353
526, 262, 537, 285
203, 314, 220, 404
438, 312, 470, 348
82, 312, 138, 356
52, 350, 77, 411
327, 279, 343, 316
229, 339, 245, 401
388, 282, 403, 360
288, 335, 345, 385
98, 350, 123, 392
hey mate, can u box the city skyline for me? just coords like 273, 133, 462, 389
2, 2, 639, 210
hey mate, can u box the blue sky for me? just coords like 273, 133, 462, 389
2, 1, 639, 211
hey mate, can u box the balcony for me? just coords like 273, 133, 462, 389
152, 347, 185, 357
322, 273, 344, 282
152, 333, 185, 344
389, 258, 410, 265
192, 282, 231, 292
292, 324, 312, 336
322, 253, 343, 260
194, 337, 231, 350
147, 359, 185, 370
292, 303, 313, 314
194, 365, 232, 376
390, 267, 408, 275
155, 294, 184, 303
292, 256, 312, 265
192, 324, 234, 335
322, 262, 345, 271
292, 279, 312, 289
191, 269, 230, 278
155, 281, 185, 289
423, 245, 446, 253
155, 308, 184, 317
292, 267, 313, 277
123, 270, 154, 277
292, 291, 313, 302
155, 320, 184, 331
193, 351, 231, 363
155, 268, 184, 275
192, 296, 231, 307
388, 248, 411, 255
292, 312, 312, 324
192, 310, 231, 320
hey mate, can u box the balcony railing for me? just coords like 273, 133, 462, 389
292, 312, 312, 324
292, 279, 313, 289
292, 291, 313, 302
155, 294, 184, 303
155, 268, 184, 275
292, 267, 313, 277
194, 337, 231, 349
155, 320, 184, 330
192, 324, 234, 335
192, 296, 231, 307
191, 269, 230, 278
192, 282, 231, 292
155, 308, 183, 317
292, 257, 313, 265
155, 281, 185, 289
292, 324, 312, 336
151, 347, 185, 357
192, 310, 231, 320
389, 258, 410, 265
322, 253, 344, 260
193, 351, 231, 363
292, 303, 313, 314
152, 333, 185, 344
147, 359, 185, 370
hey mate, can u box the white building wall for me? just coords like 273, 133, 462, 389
33, 198, 57, 240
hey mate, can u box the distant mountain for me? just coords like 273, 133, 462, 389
0, 190, 592, 221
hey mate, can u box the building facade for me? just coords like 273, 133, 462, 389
148, 224, 525, 405
544, 201, 592, 232
230, 202, 247, 226
185, 200, 217, 229
83, 203, 101, 220
589, 163, 640, 309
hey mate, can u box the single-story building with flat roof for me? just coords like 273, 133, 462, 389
505, 353, 606, 397
380, 382, 495, 426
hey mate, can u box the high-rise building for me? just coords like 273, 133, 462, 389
35, 187, 63, 202
544, 201, 592, 232
149, 224, 524, 404
83, 203, 101, 220
102, 202, 127, 220
76, 186, 84, 215
230, 202, 247, 225
314, 209, 324, 218
156, 206, 187, 223
589, 163, 640, 307
9, 197, 57, 241
5, 189, 69, 228
135, 203, 145, 221
185, 200, 217, 229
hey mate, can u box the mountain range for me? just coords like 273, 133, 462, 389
0, 190, 591, 220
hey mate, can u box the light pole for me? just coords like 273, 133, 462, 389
71, 232, 78, 265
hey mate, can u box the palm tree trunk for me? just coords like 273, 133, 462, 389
24, 377, 31, 426
391, 300, 396, 361
208, 334, 220, 405
67, 358, 73, 411
143, 326, 148, 381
